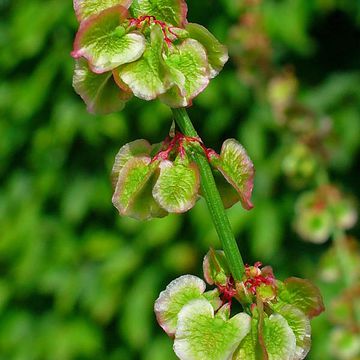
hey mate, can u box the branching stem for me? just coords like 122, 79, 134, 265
172, 108, 245, 280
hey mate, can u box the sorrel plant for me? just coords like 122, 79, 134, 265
71, 1, 324, 358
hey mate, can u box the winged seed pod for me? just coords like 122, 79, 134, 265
154, 249, 324, 360
155, 253, 324, 360
208, 139, 255, 210
111, 138, 200, 220
294, 185, 357, 244
72, 0, 228, 113
111, 134, 254, 219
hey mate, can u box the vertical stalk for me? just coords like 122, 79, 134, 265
172, 108, 245, 280
333, 229, 355, 287
333, 229, 360, 328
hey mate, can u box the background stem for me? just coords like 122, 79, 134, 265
172, 108, 245, 280
333, 229, 360, 329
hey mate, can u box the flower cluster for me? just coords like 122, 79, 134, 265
318, 235, 360, 358
71, 0, 228, 114
294, 185, 357, 244
242, 262, 275, 296
111, 132, 254, 220
155, 249, 324, 360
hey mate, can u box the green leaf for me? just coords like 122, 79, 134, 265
211, 169, 241, 209
154, 275, 207, 336
72, 6, 146, 73
232, 319, 258, 360
203, 289, 223, 312
185, 23, 228, 78
203, 249, 230, 286
233, 332, 256, 360
111, 139, 152, 188
210, 139, 254, 210
74, 0, 132, 21
278, 278, 325, 319
235, 312, 300, 360
261, 314, 296, 360
152, 159, 200, 213
112, 156, 166, 220
117, 25, 172, 100
159, 84, 188, 108
174, 299, 251, 360
130, 0, 188, 27
73, 59, 131, 114
273, 305, 311, 360
160, 39, 210, 107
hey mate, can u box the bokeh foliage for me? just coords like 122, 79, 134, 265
0, 0, 360, 359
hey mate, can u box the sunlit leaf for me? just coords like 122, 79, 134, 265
153, 159, 200, 213
160, 39, 209, 107
112, 156, 166, 220
154, 275, 207, 336
117, 25, 172, 100
278, 278, 325, 319
73, 59, 131, 114
273, 304, 311, 360
111, 139, 152, 188
260, 314, 296, 360
234, 313, 299, 360
72, 6, 146, 73
174, 299, 251, 360
185, 23, 228, 78
232, 319, 258, 360
74, 0, 132, 21
210, 139, 254, 210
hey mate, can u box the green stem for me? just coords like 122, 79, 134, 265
333, 229, 354, 287
172, 108, 245, 280
333, 229, 360, 329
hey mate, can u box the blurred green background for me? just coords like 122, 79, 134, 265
1, 0, 360, 359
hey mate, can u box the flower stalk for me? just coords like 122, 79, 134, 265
172, 107, 245, 280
